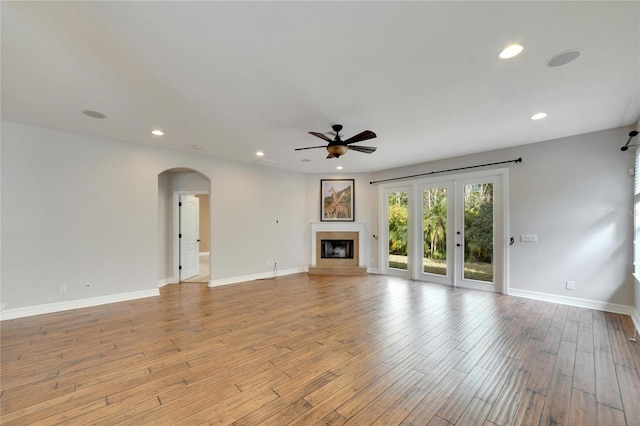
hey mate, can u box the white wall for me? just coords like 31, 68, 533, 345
370, 126, 635, 308
1, 121, 308, 313
157, 171, 172, 280
2, 122, 159, 309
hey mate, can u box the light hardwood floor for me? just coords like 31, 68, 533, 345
1, 274, 639, 425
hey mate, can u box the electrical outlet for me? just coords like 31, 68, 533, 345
566, 281, 575, 290
520, 234, 538, 243
84, 282, 91, 290
59, 284, 67, 294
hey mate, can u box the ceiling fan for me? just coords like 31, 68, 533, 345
295, 124, 377, 159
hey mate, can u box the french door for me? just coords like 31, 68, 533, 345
384, 186, 413, 279
382, 171, 506, 293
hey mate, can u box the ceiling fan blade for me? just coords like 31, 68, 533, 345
295, 145, 328, 151
345, 130, 376, 144
348, 145, 377, 154
309, 131, 334, 143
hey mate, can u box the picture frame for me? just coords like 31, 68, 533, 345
320, 179, 355, 221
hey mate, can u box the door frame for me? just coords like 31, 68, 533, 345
378, 167, 510, 294
172, 190, 210, 284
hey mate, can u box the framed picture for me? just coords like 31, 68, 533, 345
320, 179, 355, 221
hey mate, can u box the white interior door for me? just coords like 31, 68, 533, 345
179, 194, 200, 281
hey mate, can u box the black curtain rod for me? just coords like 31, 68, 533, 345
369, 157, 523, 185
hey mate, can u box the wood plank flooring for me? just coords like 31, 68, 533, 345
1, 274, 639, 425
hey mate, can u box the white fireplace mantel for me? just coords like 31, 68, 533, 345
311, 222, 366, 267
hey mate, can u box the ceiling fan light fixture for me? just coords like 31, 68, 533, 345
327, 145, 348, 157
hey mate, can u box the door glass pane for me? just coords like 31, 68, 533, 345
423, 188, 447, 275
388, 191, 408, 270
463, 183, 494, 282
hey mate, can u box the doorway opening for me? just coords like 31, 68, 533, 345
158, 169, 211, 286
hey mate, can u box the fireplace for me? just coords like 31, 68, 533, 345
321, 239, 354, 259
309, 224, 367, 275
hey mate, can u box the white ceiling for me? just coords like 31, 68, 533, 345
2, 1, 639, 174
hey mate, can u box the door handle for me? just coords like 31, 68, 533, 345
456, 243, 461, 247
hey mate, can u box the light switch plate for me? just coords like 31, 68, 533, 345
520, 234, 538, 243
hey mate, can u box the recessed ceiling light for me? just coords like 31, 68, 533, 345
531, 112, 548, 120
151, 129, 164, 136
82, 110, 106, 119
256, 151, 265, 157
301, 159, 311, 162
192, 145, 202, 150
499, 44, 524, 59
336, 166, 343, 170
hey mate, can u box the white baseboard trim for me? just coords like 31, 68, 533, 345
367, 267, 381, 274
508, 288, 635, 316
209, 267, 308, 288
0, 289, 160, 321
158, 278, 172, 287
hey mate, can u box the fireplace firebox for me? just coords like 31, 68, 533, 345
320, 239, 354, 259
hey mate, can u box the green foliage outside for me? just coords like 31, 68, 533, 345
388, 192, 408, 256
423, 188, 447, 262
463, 184, 493, 265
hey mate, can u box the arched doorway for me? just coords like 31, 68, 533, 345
158, 168, 212, 285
